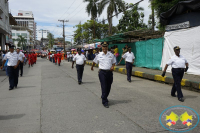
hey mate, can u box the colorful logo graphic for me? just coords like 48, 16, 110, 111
159, 106, 199, 132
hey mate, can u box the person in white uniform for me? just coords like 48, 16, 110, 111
17, 48, 25, 77
162, 46, 189, 102
72, 48, 86, 85
118, 47, 135, 82
91, 42, 116, 108
1, 45, 20, 90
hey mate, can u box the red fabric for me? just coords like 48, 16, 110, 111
32, 53, 35, 63
28, 54, 33, 65
54, 54, 57, 63
34, 54, 37, 63
57, 53, 62, 64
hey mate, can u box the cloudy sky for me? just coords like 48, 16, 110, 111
9, 0, 151, 41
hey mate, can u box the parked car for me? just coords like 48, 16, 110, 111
41, 52, 47, 58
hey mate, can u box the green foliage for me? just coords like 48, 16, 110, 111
16, 35, 27, 50
98, 0, 126, 35
117, 4, 147, 32
73, 20, 117, 44
84, 0, 99, 19
47, 33, 54, 49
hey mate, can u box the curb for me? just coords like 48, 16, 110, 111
86, 61, 200, 91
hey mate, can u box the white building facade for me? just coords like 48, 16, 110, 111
13, 10, 37, 46
12, 29, 30, 48
37, 30, 49, 41
0, 0, 11, 50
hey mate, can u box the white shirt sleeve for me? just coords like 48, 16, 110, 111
122, 53, 127, 59
112, 54, 116, 64
93, 55, 98, 64
73, 55, 76, 61
167, 58, 173, 65
132, 53, 135, 59
84, 55, 86, 61
3, 54, 8, 61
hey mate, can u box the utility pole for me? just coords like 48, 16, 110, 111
58, 20, 69, 55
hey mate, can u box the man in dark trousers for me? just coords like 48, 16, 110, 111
91, 42, 116, 108
1, 45, 20, 90
118, 47, 135, 82
72, 48, 86, 84
17, 48, 25, 77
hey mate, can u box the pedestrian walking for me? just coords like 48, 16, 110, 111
57, 51, 62, 66
28, 52, 33, 67
91, 42, 116, 108
54, 52, 57, 65
1, 45, 20, 90
17, 48, 25, 77
161, 46, 189, 102
72, 48, 86, 85
34, 52, 37, 64
118, 47, 135, 82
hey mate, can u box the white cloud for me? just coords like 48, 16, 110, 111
9, 0, 151, 38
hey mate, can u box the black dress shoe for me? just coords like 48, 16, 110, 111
171, 94, 177, 97
9, 87, 13, 90
14, 86, 17, 88
78, 82, 81, 85
178, 98, 184, 102
128, 80, 131, 82
103, 104, 109, 108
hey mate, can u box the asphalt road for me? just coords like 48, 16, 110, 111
0, 58, 199, 133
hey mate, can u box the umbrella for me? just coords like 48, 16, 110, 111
71, 49, 76, 51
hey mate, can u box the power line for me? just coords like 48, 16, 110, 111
65, 2, 84, 20
68, 5, 86, 20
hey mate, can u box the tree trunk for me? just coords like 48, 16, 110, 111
151, 1, 155, 32
108, 17, 112, 36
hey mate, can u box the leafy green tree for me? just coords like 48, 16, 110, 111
16, 35, 27, 50
47, 33, 54, 49
117, 4, 147, 32
98, 0, 126, 35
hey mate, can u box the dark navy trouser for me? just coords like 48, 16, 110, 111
126, 62, 132, 81
99, 70, 113, 105
171, 68, 184, 99
19, 62, 23, 76
76, 64, 84, 82
7, 66, 18, 89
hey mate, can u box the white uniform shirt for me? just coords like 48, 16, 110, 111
69, 54, 72, 58
18, 52, 25, 62
93, 52, 116, 70
73, 54, 86, 65
122, 52, 135, 63
167, 55, 188, 68
3, 52, 19, 66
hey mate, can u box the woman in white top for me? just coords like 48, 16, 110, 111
162, 46, 189, 102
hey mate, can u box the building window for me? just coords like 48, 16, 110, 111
16, 33, 20, 36
12, 33, 15, 36
21, 33, 27, 37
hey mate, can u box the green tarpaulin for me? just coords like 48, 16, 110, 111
109, 38, 163, 70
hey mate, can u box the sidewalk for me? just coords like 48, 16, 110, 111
86, 60, 200, 91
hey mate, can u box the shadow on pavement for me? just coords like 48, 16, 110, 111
0, 114, 25, 120
109, 99, 132, 106
184, 95, 198, 99
16, 86, 36, 89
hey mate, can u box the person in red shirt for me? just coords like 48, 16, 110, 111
48, 52, 51, 61
57, 51, 62, 66
54, 52, 57, 65
32, 52, 35, 65
28, 52, 33, 67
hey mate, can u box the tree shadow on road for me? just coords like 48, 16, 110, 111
184, 95, 198, 99
0, 114, 25, 120
109, 99, 132, 106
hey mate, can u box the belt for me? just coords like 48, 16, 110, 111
76, 64, 84, 66
172, 68, 184, 70
100, 69, 110, 72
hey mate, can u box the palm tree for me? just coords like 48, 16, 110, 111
16, 35, 27, 50
98, 0, 126, 35
83, 0, 99, 39
149, 0, 155, 31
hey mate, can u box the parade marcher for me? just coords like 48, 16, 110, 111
69, 53, 73, 61
57, 51, 62, 66
52, 52, 55, 63
48, 52, 51, 61
161, 46, 189, 102
91, 42, 116, 108
54, 52, 57, 65
1, 45, 20, 90
17, 48, 25, 77
67, 52, 70, 62
72, 48, 86, 85
118, 47, 135, 82
28, 52, 33, 67
32, 52, 35, 65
